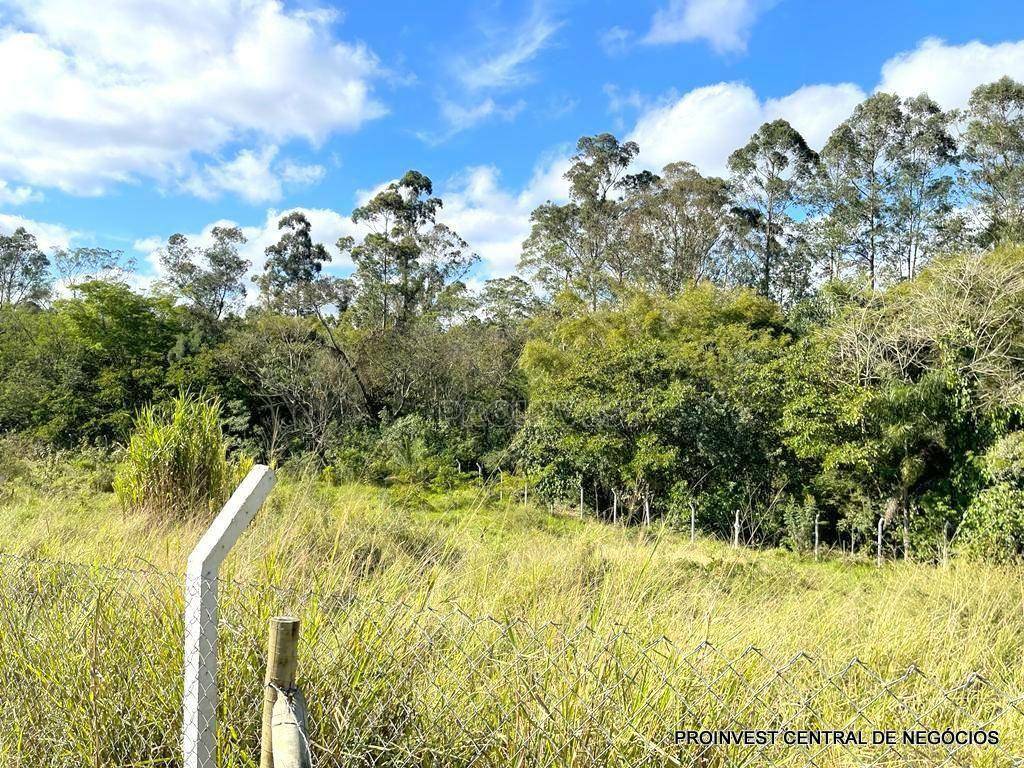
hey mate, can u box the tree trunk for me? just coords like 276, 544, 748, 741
762, 215, 773, 297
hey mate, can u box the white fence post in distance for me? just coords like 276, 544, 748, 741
184, 465, 277, 768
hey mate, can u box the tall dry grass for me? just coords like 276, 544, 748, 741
0, 466, 1022, 765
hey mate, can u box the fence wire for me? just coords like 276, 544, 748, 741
0, 553, 1022, 767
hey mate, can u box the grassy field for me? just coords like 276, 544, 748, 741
1, 461, 1023, 766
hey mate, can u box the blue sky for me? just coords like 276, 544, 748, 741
2, 0, 1024, 288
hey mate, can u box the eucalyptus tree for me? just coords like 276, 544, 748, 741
479, 275, 540, 328
962, 77, 1024, 245
51, 246, 127, 297
822, 93, 957, 288
520, 134, 639, 309
159, 226, 250, 320
0, 227, 48, 309
256, 211, 336, 316
820, 94, 906, 290
892, 94, 957, 280
345, 170, 476, 331
621, 162, 732, 292
728, 120, 817, 300
258, 211, 369, 417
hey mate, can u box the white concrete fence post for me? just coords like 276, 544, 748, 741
183, 465, 277, 768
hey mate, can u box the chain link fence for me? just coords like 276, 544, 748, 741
1, 553, 1022, 767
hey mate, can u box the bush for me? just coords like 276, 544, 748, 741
783, 495, 817, 553
960, 483, 1024, 563
113, 393, 230, 519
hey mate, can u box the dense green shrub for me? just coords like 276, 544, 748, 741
113, 392, 230, 519
958, 431, 1024, 562
960, 484, 1024, 563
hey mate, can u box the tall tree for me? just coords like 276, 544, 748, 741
962, 77, 1024, 245
892, 94, 957, 280
521, 134, 639, 309
821, 94, 906, 290
51, 246, 127, 295
346, 170, 476, 331
256, 212, 335, 316
0, 228, 48, 309
728, 120, 817, 299
622, 162, 732, 291
822, 93, 957, 288
159, 226, 250, 320
479, 275, 540, 329
258, 212, 370, 417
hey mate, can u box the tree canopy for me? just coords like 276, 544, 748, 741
6, 77, 1024, 561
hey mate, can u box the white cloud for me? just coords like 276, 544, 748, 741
628, 83, 764, 176
280, 159, 326, 186
182, 146, 324, 203
879, 37, 1024, 108
429, 5, 561, 141
600, 26, 633, 57
604, 84, 648, 131
764, 83, 867, 149
354, 179, 399, 208
132, 236, 163, 255
644, 0, 772, 54
441, 167, 531, 276
0, 0, 384, 197
0, 180, 42, 205
518, 152, 573, 210
455, 7, 562, 91
604, 85, 647, 115
0, 213, 77, 250
440, 155, 571, 277
627, 35, 1024, 178
183, 147, 283, 204
628, 82, 869, 175
441, 99, 525, 131
421, 98, 527, 144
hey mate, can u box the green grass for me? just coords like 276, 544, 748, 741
1, 463, 1022, 766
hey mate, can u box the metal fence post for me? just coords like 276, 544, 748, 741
183, 465, 276, 768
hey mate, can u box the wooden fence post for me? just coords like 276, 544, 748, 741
261, 616, 301, 768
183, 465, 276, 768
943, 521, 951, 567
